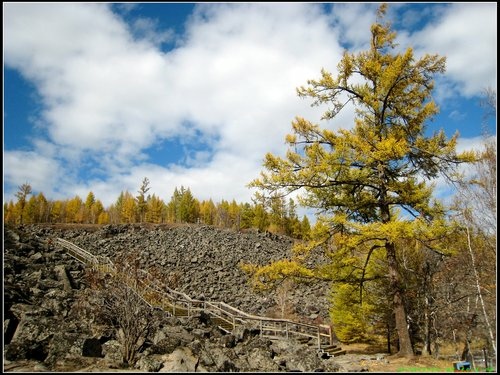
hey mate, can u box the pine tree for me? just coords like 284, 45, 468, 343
121, 191, 137, 223
145, 194, 165, 223
248, 4, 474, 356
66, 196, 83, 223
84, 192, 96, 223
15, 183, 32, 224
200, 199, 217, 225
136, 177, 151, 223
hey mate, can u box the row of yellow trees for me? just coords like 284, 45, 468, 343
4, 179, 312, 239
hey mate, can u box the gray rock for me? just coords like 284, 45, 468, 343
4, 224, 334, 372
158, 347, 199, 372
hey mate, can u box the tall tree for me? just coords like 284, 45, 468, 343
15, 183, 32, 224
36, 192, 50, 223
239, 202, 255, 229
199, 199, 217, 225
84, 191, 96, 223
65, 196, 84, 223
145, 194, 165, 223
4, 201, 16, 225
228, 199, 241, 230
50, 200, 64, 223
136, 177, 151, 223
252, 202, 269, 232
24, 195, 38, 224
166, 187, 181, 223
91, 199, 105, 224
268, 194, 287, 234
248, 4, 474, 356
121, 191, 137, 223
299, 215, 311, 240
180, 187, 199, 223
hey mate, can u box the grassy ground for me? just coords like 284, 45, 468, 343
341, 342, 495, 373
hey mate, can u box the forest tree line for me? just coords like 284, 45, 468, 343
3, 179, 312, 239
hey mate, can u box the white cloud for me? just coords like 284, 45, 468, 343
3, 151, 61, 198
412, 3, 497, 97
328, 3, 379, 50
3, 3, 346, 206
3, 2, 496, 214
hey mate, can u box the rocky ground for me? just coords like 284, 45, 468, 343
3, 223, 459, 372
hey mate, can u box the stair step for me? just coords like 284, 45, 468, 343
326, 348, 346, 356
211, 318, 234, 331
322, 344, 338, 350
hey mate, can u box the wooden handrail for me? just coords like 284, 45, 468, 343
55, 237, 333, 348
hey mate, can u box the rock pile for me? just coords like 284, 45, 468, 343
3, 223, 383, 372
35, 223, 332, 320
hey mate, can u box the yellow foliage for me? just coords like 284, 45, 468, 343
240, 259, 314, 290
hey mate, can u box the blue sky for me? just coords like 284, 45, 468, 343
3, 2, 497, 213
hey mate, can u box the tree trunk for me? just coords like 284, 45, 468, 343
387, 323, 391, 354
422, 298, 431, 356
465, 226, 497, 357
386, 241, 414, 356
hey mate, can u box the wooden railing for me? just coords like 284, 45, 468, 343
55, 237, 334, 349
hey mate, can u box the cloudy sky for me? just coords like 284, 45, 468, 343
3, 2, 497, 213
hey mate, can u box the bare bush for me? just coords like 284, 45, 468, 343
76, 257, 154, 366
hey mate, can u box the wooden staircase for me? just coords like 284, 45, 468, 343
55, 237, 344, 356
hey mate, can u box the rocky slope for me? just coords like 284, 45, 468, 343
3, 223, 387, 372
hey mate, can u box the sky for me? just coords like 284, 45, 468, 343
3, 2, 497, 217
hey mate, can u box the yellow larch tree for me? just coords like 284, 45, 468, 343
247, 4, 475, 356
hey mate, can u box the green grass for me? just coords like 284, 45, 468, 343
397, 367, 495, 373
396, 366, 454, 372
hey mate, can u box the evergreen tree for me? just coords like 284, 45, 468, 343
66, 196, 83, 223
36, 192, 50, 223
166, 187, 181, 223
252, 203, 269, 232
121, 191, 137, 223
85, 191, 96, 223
179, 187, 199, 223
24, 195, 38, 224
239, 202, 255, 230
146, 194, 165, 223
136, 177, 151, 223
91, 199, 105, 224
199, 199, 217, 225
4, 201, 16, 225
50, 200, 64, 223
299, 215, 311, 240
248, 4, 474, 355
216, 199, 231, 227
15, 182, 32, 224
